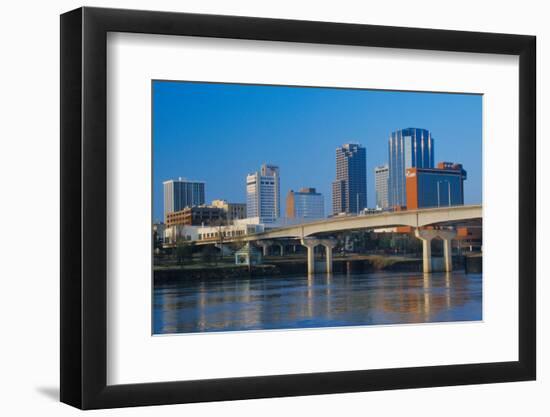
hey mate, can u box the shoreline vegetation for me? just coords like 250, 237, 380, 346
154, 254, 482, 284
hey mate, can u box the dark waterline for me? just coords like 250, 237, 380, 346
153, 271, 482, 335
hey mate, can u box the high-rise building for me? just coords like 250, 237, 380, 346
388, 128, 434, 208
406, 162, 467, 209
374, 164, 390, 209
211, 199, 247, 221
286, 188, 325, 220
163, 178, 205, 222
331, 143, 367, 214
246, 164, 280, 223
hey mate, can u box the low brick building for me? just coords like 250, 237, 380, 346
165, 206, 225, 227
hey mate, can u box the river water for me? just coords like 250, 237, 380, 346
153, 271, 482, 335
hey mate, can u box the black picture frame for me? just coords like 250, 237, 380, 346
60, 6, 536, 410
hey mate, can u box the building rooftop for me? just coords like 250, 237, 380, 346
163, 178, 206, 184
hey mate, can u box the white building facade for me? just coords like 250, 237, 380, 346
246, 164, 280, 223
374, 164, 390, 209
164, 223, 264, 244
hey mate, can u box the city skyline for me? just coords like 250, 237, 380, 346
153, 81, 482, 221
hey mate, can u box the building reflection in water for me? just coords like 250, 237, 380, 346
423, 273, 431, 321
153, 271, 482, 335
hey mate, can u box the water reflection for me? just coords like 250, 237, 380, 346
153, 271, 482, 335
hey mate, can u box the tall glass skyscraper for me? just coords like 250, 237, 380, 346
331, 143, 367, 214
388, 128, 434, 207
163, 178, 205, 222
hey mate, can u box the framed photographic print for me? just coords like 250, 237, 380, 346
60, 6, 536, 409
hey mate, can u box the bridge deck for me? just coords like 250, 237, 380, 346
189, 205, 482, 245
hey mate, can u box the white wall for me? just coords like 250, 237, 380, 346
0, 0, 546, 415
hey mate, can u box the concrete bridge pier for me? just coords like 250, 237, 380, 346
256, 240, 287, 257
415, 232, 433, 273
256, 240, 272, 257
322, 240, 337, 274
414, 229, 457, 273
443, 238, 453, 272
301, 238, 337, 275
301, 239, 317, 274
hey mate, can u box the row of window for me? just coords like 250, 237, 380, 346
198, 229, 247, 240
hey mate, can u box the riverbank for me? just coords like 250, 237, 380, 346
154, 255, 433, 284
154, 254, 481, 284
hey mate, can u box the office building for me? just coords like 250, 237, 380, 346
246, 164, 280, 223
211, 199, 247, 221
332, 143, 367, 214
165, 206, 224, 227
406, 162, 467, 209
388, 128, 434, 208
164, 222, 265, 245
286, 188, 325, 220
163, 178, 205, 222
374, 164, 390, 209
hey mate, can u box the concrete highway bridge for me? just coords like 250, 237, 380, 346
197, 205, 482, 274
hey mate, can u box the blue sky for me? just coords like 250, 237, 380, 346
153, 81, 482, 221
